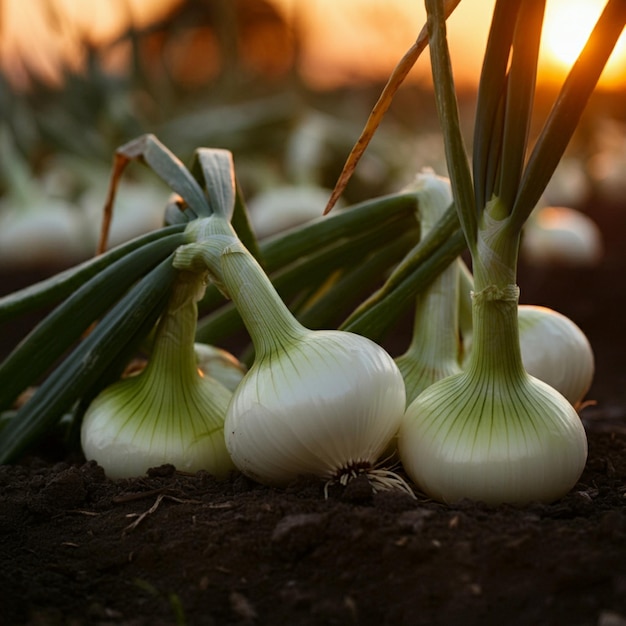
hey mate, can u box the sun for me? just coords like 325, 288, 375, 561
540, 0, 626, 87
543, 0, 599, 67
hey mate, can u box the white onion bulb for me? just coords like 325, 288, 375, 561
521, 206, 603, 267
398, 374, 588, 505
518, 305, 594, 407
81, 273, 235, 479
218, 239, 407, 488
225, 330, 406, 486
194, 343, 247, 391
248, 185, 342, 239
81, 369, 234, 480
399, 282, 588, 505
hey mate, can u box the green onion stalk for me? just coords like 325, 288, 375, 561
398, 0, 624, 505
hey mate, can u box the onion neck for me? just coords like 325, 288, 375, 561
464, 284, 527, 384
398, 259, 461, 400
465, 203, 526, 384
220, 241, 307, 359
144, 271, 205, 385
175, 216, 308, 358
174, 215, 239, 296
409, 260, 460, 361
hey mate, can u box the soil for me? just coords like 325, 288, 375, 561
1, 195, 626, 626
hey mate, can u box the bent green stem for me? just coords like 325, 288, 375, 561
219, 240, 307, 358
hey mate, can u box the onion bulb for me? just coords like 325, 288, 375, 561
518, 305, 594, 408
521, 206, 603, 267
248, 185, 342, 239
218, 239, 407, 490
399, 371, 588, 505
0, 128, 89, 265
194, 343, 247, 391
81, 272, 235, 479
398, 209, 587, 505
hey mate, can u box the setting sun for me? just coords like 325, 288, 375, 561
540, 0, 626, 87
544, 0, 600, 66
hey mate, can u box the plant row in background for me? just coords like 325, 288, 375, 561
0, 0, 622, 505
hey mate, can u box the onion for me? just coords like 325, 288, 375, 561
521, 206, 603, 267
518, 305, 594, 408
194, 343, 247, 391
399, 285, 588, 505
247, 185, 342, 239
81, 272, 234, 479
217, 239, 408, 490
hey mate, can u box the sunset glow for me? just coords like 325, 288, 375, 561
269, 0, 493, 88
540, 0, 626, 87
0, 0, 624, 90
0, 0, 182, 87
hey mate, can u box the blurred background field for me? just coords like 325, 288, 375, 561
0, 0, 625, 265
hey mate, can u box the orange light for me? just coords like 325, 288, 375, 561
268, 0, 493, 88
539, 0, 626, 88
268, 0, 626, 90
1, 0, 624, 91
0, 0, 183, 88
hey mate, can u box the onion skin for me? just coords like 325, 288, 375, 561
398, 371, 588, 505
398, 273, 588, 506
218, 239, 406, 487
518, 305, 595, 408
224, 330, 406, 487
81, 272, 235, 480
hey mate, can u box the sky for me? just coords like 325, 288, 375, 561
275, 0, 626, 88
0, 0, 624, 90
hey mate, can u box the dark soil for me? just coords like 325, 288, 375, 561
1, 195, 626, 626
